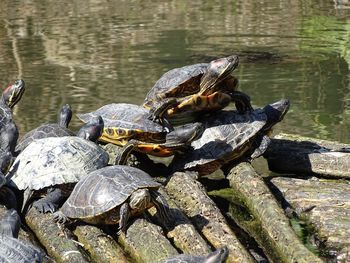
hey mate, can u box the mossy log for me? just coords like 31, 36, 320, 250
148, 187, 211, 255
117, 218, 178, 263
74, 224, 130, 263
270, 177, 350, 261
264, 133, 350, 178
165, 172, 254, 263
25, 207, 90, 263
227, 162, 322, 263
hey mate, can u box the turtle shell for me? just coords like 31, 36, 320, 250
15, 124, 75, 153
8, 136, 109, 191
143, 63, 208, 107
172, 108, 268, 175
61, 165, 160, 219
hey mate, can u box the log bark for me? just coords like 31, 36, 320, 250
264, 133, 350, 178
148, 187, 211, 255
74, 224, 130, 263
117, 218, 178, 263
227, 162, 322, 263
165, 171, 254, 263
25, 207, 90, 263
270, 176, 350, 261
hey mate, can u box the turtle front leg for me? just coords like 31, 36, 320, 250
147, 98, 177, 130
32, 188, 65, 213
150, 190, 172, 226
229, 91, 253, 114
118, 202, 130, 235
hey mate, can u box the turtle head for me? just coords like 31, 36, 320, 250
76, 115, 104, 142
199, 55, 239, 95
263, 99, 290, 130
2, 79, 25, 109
129, 189, 151, 212
58, 104, 72, 128
205, 246, 229, 263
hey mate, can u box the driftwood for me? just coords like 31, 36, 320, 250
74, 224, 130, 263
227, 162, 322, 263
117, 218, 178, 263
165, 171, 255, 263
264, 133, 350, 178
25, 207, 90, 263
148, 187, 211, 255
270, 176, 350, 262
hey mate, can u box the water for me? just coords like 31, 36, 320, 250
0, 0, 349, 143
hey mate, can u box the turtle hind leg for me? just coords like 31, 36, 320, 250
150, 190, 172, 226
118, 202, 130, 235
32, 188, 64, 213
0, 209, 21, 238
251, 135, 271, 159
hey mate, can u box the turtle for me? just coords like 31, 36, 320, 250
143, 55, 252, 125
54, 164, 171, 234
78, 103, 204, 157
162, 247, 229, 263
15, 103, 75, 153
171, 99, 290, 176
0, 79, 25, 157
7, 115, 109, 213
0, 208, 44, 262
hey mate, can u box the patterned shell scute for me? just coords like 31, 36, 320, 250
77, 103, 164, 133
0, 235, 43, 262
181, 108, 267, 168
61, 165, 161, 218
9, 136, 109, 191
15, 123, 75, 152
145, 63, 208, 100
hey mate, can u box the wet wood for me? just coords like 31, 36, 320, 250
117, 218, 178, 263
165, 171, 254, 263
227, 162, 322, 263
148, 187, 211, 255
264, 133, 350, 178
270, 176, 350, 262
25, 207, 90, 263
74, 224, 130, 263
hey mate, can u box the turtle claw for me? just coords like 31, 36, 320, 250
32, 199, 58, 213
53, 211, 68, 224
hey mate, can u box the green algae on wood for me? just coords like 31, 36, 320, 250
148, 187, 211, 255
25, 207, 90, 263
117, 218, 178, 263
165, 172, 255, 263
227, 162, 323, 263
74, 224, 130, 263
264, 133, 350, 178
270, 177, 350, 262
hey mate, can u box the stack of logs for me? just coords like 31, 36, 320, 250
6, 133, 350, 263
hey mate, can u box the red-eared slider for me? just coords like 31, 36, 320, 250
7, 116, 109, 213
0, 209, 44, 262
78, 103, 204, 157
162, 247, 229, 263
143, 55, 252, 124
54, 165, 171, 234
171, 99, 290, 176
15, 103, 75, 153
0, 79, 25, 158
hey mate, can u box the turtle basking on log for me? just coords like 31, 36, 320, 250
143, 55, 252, 125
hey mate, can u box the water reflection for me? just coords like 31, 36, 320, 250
0, 0, 349, 142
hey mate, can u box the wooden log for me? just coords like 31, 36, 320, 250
264, 133, 350, 178
74, 224, 130, 263
25, 207, 90, 263
270, 177, 350, 260
165, 171, 254, 263
148, 187, 211, 255
227, 162, 322, 263
117, 218, 178, 263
